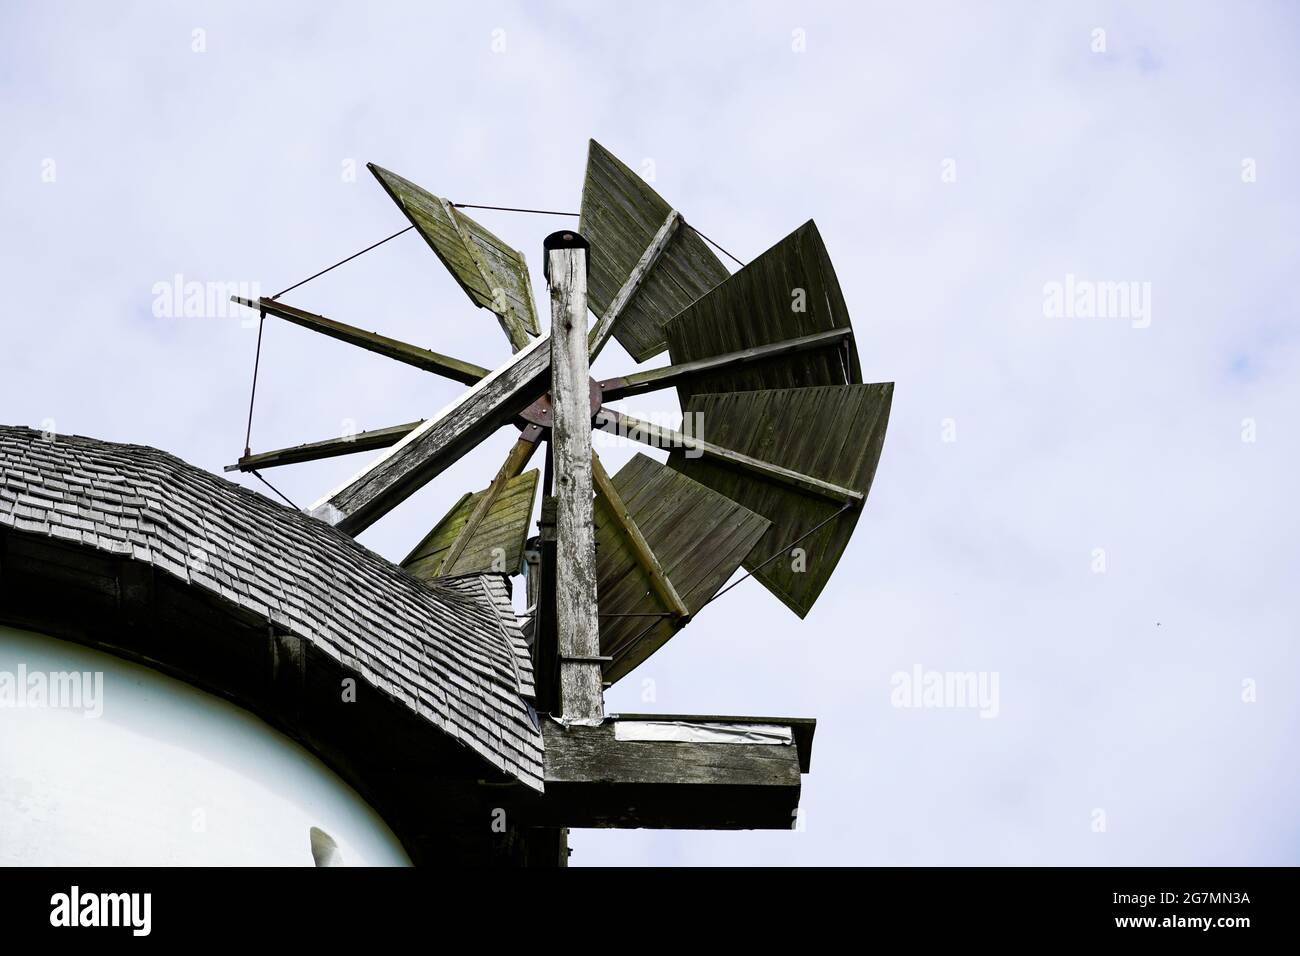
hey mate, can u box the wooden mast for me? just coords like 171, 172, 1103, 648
545, 231, 604, 720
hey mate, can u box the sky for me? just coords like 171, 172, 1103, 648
2, 1, 1297, 866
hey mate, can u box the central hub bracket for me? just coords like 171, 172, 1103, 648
517, 377, 603, 429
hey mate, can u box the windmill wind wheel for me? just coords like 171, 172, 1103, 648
229, 139, 893, 693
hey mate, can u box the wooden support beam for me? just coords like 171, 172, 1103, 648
435, 429, 541, 575
594, 408, 864, 506
590, 451, 689, 621
547, 235, 603, 720
587, 210, 680, 362
598, 327, 852, 401
532, 497, 560, 714
533, 716, 805, 829
309, 334, 551, 535
232, 296, 490, 385
223, 420, 423, 473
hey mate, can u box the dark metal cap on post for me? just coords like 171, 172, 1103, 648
543, 230, 590, 285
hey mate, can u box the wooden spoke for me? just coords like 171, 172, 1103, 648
598, 327, 852, 401
587, 209, 680, 362
590, 451, 689, 620
224, 420, 424, 473
309, 334, 552, 535
594, 409, 864, 507
232, 296, 489, 385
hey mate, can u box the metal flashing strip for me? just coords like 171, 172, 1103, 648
612, 719, 794, 746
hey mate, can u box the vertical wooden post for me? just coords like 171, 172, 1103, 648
545, 232, 604, 720
532, 498, 559, 714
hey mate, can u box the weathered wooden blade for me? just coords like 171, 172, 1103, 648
225, 420, 423, 473
309, 335, 551, 535
370, 163, 540, 351
591, 451, 688, 620
595, 409, 862, 506
669, 384, 893, 618
662, 220, 861, 407
413, 433, 540, 577
402, 469, 540, 579
579, 140, 730, 362
595, 454, 770, 684
233, 297, 489, 385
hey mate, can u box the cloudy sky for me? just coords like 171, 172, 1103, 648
3, 1, 1297, 865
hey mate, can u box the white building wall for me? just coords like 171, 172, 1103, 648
0, 625, 411, 866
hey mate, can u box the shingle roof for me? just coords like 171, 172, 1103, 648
0, 424, 543, 790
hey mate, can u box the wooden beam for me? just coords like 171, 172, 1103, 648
594, 409, 864, 506
223, 420, 423, 473
435, 429, 541, 575
534, 716, 803, 829
587, 209, 680, 362
232, 296, 489, 385
533, 497, 560, 714
309, 334, 551, 535
599, 327, 852, 401
590, 451, 689, 621
548, 237, 603, 720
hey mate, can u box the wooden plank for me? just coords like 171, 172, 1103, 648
401, 469, 540, 580
670, 384, 893, 618
536, 716, 802, 829
614, 713, 816, 773
590, 451, 688, 620
369, 163, 539, 350
224, 420, 423, 473
547, 241, 603, 719
587, 209, 680, 361
308, 334, 551, 535
232, 297, 489, 385
592, 454, 770, 684
661, 220, 862, 406
435, 433, 540, 575
599, 327, 852, 401
578, 140, 730, 361
594, 409, 863, 505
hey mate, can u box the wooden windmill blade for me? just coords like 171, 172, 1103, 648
668, 384, 893, 617
593, 453, 770, 684
402, 468, 540, 580
660, 220, 862, 405
370, 163, 540, 351
579, 140, 731, 361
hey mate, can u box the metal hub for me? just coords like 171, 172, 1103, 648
517, 377, 603, 429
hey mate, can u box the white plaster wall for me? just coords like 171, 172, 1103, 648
0, 625, 411, 866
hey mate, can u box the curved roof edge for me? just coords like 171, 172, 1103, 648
0, 425, 543, 797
